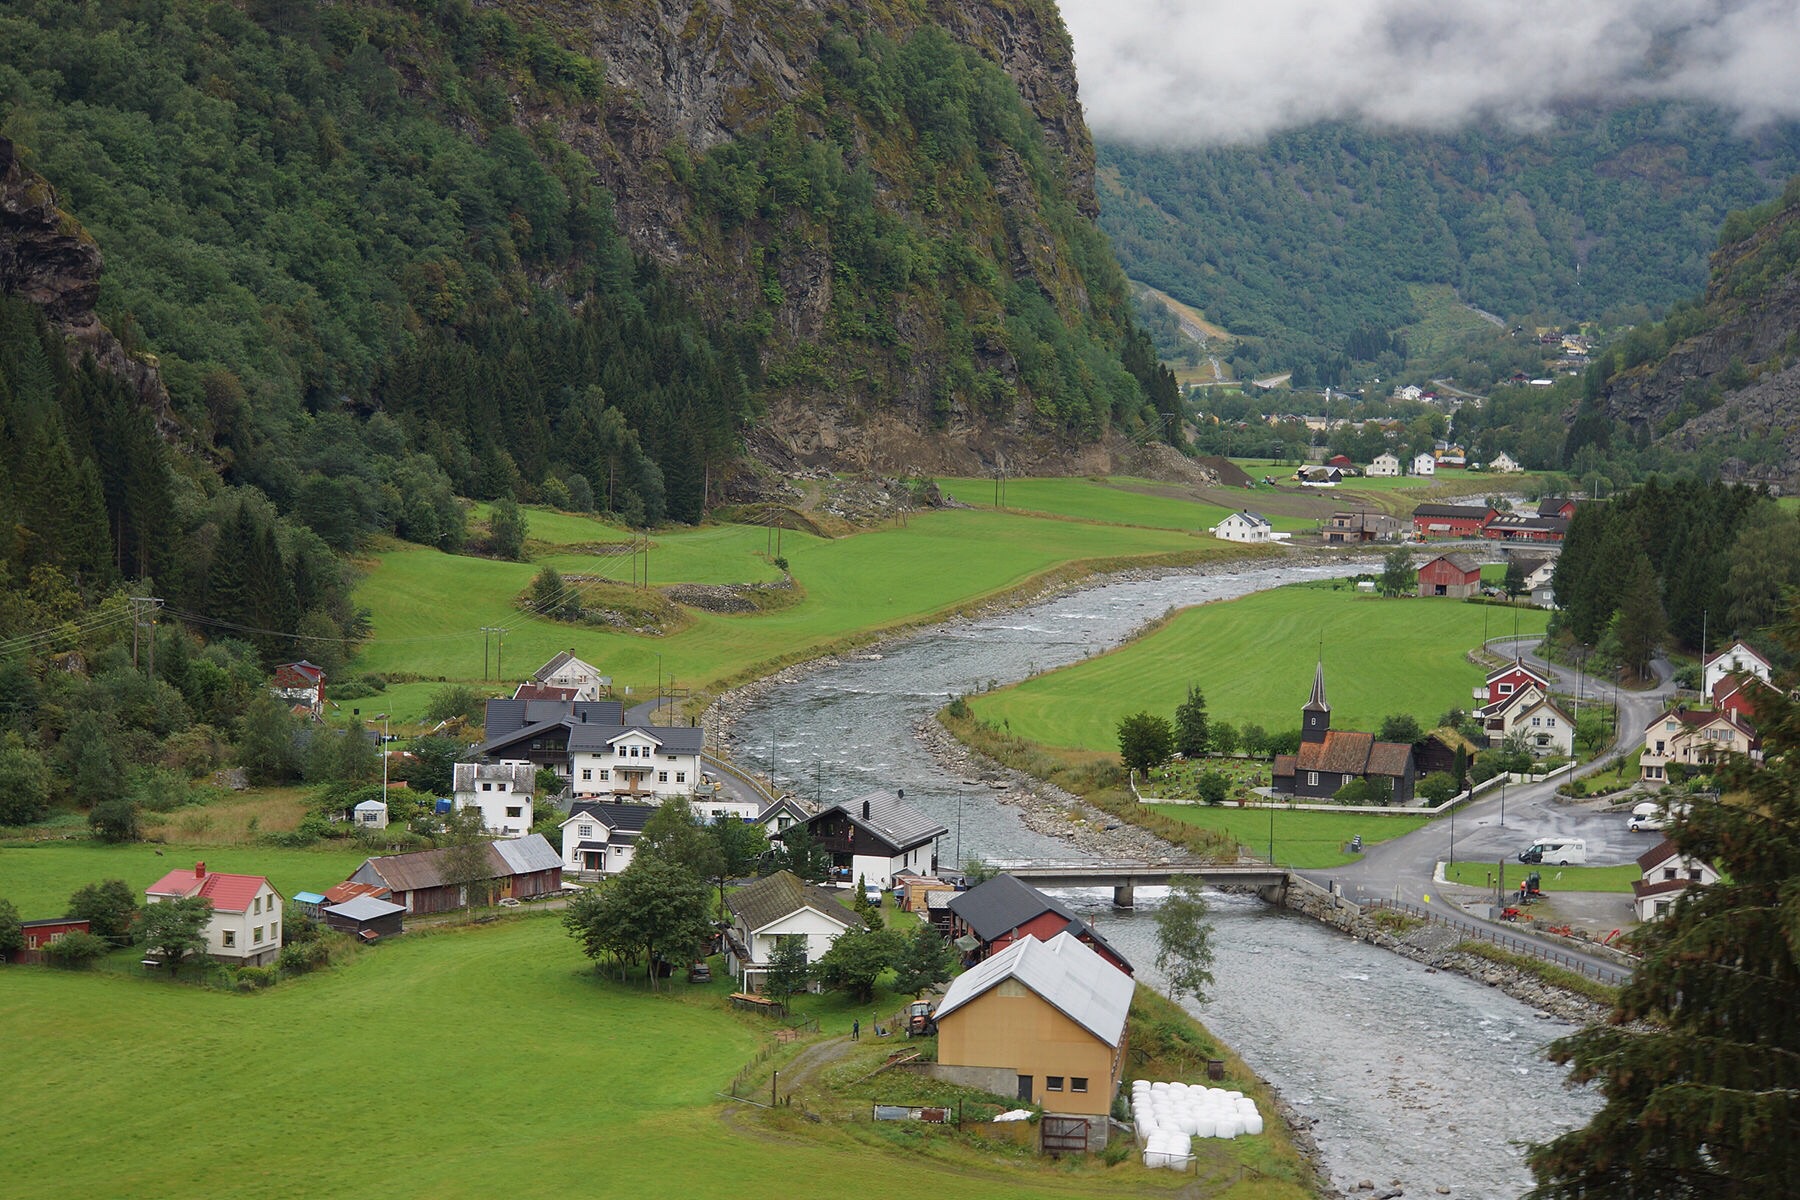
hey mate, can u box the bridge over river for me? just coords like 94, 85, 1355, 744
990, 860, 1289, 908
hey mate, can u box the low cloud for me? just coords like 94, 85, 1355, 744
1059, 0, 1800, 145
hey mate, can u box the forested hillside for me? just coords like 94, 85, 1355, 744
1099, 107, 1800, 384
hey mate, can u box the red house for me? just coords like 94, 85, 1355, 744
12, 917, 92, 963
271, 661, 326, 717
1483, 660, 1551, 708
1417, 553, 1482, 598
945, 874, 1133, 976
1411, 503, 1494, 539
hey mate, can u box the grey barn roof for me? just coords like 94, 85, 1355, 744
818, 789, 948, 852
324, 895, 404, 921
934, 931, 1133, 1048
353, 833, 560, 893
727, 871, 862, 935
491, 834, 563, 875
946, 874, 1131, 969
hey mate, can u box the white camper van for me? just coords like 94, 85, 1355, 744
1517, 837, 1587, 865
1628, 801, 1663, 832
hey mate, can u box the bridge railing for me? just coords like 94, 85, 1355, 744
1363, 897, 1632, 986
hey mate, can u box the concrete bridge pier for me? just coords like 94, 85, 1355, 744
1112, 882, 1135, 910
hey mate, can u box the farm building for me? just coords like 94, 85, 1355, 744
348, 834, 563, 914
11, 918, 92, 963
785, 790, 947, 889
934, 931, 1133, 1147
322, 894, 405, 940
945, 875, 1132, 975
723, 870, 864, 993
1366, 452, 1401, 476
1417, 554, 1482, 598
1410, 503, 1492, 539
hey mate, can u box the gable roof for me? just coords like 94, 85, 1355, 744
1412, 503, 1490, 520
809, 790, 948, 853
934, 932, 1133, 1048
727, 871, 862, 935
1420, 553, 1482, 575
1704, 641, 1770, 670
512, 683, 580, 702
1486, 659, 1550, 686
1294, 730, 1412, 780
355, 834, 560, 893
1222, 510, 1272, 527
324, 894, 405, 922
1636, 837, 1685, 873
323, 881, 390, 905
490, 834, 563, 875
564, 800, 657, 836
145, 865, 274, 914
947, 875, 1132, 970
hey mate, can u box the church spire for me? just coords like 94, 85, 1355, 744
1302, 656, 1331, 744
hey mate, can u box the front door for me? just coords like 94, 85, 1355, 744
1017, 1075, 1033, 1102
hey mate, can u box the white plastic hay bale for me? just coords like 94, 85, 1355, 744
1192, 1115, 1216, 1139
1242, 1111, 1265, 1136
1215, 1114, 1244, 1139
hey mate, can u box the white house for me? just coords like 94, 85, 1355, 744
353, 798, 389, 831
567, 724, 717, 808
559, 799, 656, 877
1410, 452, 1436, 476
1366, 452, 1401, 477
724, 870, 864, 993
789, 790, 948, 889
1393, 384, 1424, 402
453, 759, 537, 836
1209, 510, 1273, 543
1632, 838, 1720, 922
1489, 451, 1522, 473
526, 649, 610, 701
1512, 696, 1575, 756
1702, 641, 1772, 697
145, 862, 284, 968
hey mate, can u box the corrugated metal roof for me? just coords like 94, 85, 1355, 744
491, 833, 562, 875
934, 932, 1132, 1048
325, 895, 405, 921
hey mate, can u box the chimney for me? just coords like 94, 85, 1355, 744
194, 861, 206, 879
862, 799, 871, 819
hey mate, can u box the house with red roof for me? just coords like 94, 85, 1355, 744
145, 861, 284, 967
1639, 707, 1760, 783
1632, 838, 1719, 922
271, 661, 326, 717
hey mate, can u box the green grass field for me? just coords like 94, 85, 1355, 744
1445, 861, 1640, 893
0, 842, 375, 914
934, 475, 1314, 532
353, 505, 1229, 717
1399, 283, 1506, 362
1148, 806, 1428, 869
967, 582, 1551, 752
3, 917, 1260, 1199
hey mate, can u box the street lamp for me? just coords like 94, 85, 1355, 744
373, 713, 390, 796
1267, 791, 1275, 865
655, 652, 663, 722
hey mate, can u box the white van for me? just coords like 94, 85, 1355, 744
1628, 801, 1663, 833
1518, 838, 1587, 865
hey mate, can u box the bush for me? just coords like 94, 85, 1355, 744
945, 695, 971, 720
43, 931, 110, 968
234, 965, 277, 990
88, 798, 141, 843
277, 939, 332, 974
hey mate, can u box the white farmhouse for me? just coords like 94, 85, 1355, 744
559, 799, 655, 877
1366, 452, 1401, 477
1632, 838, 1720, 922
145, 862, 284, 967
1209, 509, 1273, 543
523, 649, 610, 701
1410, 452, 1436, 476
1489, 451, 1522, 473
724, 870, 865, 993
788, 789, 948, 889
453, 759, 537, 836
1702, 641, 1772, 696
567, 724, 729, 809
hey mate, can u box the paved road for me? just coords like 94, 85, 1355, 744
625, 694, 772, 814
1300, 638, 1676, 976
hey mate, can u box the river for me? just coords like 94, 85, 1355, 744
723, 557, 1597, 1198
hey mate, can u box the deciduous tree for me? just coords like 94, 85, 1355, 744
1153, 879, 1215, 1004
564, 856, 712, 991
765, 934, 812, 1003
0, 897, 21, 959
814, 924, 902, 1002
1118, 711, 1174, 773
67, 880, 138, 945
137, 896, 213, 975
1379, 548, 1413, 597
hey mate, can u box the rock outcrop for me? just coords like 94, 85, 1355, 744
0, 136, 172, 428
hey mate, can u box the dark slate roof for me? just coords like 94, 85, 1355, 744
813, 789, 948, 853
1412, 503, 1491, 520
565, 722, 705, 754
532, 650, 579, 681
726, 871, 863, 935
483, 698, 624, 741
566, 800, 657, 834
947, 874, 1133, 970
1636, 837, 1682, 873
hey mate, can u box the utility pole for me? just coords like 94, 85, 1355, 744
131, 597, 163, 677
481, 627, 505, 681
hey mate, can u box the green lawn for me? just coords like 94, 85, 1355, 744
0, 842, 374, 915
934, 475, 1313, 532
967, 582, 1551, 752
1149, 805, 1428, 868
1445, 861, 1641, 893
353, 507, 1225, 709
3, 918, 1206, 1199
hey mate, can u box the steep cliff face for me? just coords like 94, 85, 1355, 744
0, 137, 170, 427
1599, 183, 1800, 476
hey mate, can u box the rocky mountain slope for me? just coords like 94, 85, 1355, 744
1594, 178, 1800, 480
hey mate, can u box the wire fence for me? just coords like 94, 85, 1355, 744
1364, 897, 1633, 985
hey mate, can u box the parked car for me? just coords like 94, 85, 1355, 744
1628, 801, 1663, 832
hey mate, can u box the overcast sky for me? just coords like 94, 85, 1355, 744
1058, 0, 1800, 145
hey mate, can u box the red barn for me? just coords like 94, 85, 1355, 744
1411, 503, 1493, 539
946, 875, 1133, 976
14, 918, 92, 963
1417, 553, 1483, 598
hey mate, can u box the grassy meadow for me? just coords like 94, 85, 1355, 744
965, 582, 1552, 752
933, 474, 1314, 533
0, 841, 374, 914
3, 915, 1305, 1200
353, 503, 1239, 720
1148, 806, 1429, 869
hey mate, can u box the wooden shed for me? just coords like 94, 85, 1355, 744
321, 894, 405, 940
1417, 553, 1482, 598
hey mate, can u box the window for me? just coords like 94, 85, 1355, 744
1306, 772, 1319, 786
1498, 683, 1514, 695
675, 771, 686, 783
271, 921, 278, 942
581, 768, 592, 781
482, 782, 492, 791
253, 896, 261, 915
497, 783, 507, 792
599, 770, 610, 781
1071, 1077, 1088, 1093
222, 930, 236, 948
1664, 868, 1677, 881
658, 771, 669, 783
1530, 717, 1540, 727
506, 806, 523, 818
578, 824, 593, 838
1689, 868, 1703, 880
1046, 1076, 1065, 1092
253, 926, 264, 944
